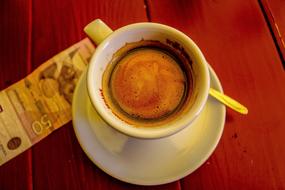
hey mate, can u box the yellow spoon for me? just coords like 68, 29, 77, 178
209, 88, 248, 114
84, 19, 248, 115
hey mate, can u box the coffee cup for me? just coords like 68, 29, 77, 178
84, 19, 210, 139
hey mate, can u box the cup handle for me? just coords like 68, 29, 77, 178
84, 19, 113, 45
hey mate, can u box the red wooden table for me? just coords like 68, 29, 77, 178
1, 0, 285, 189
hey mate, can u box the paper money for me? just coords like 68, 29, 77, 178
0, 38, 95, 165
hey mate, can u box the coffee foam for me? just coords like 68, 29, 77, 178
102, 40, 193, 127
111, 48, 186, 119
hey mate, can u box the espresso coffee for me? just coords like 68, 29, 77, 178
102, 40, 193, 126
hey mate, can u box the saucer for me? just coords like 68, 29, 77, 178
72, 65, 225, 185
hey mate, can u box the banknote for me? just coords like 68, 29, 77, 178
0, 38, 95, 165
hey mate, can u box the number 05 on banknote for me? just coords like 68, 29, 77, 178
0, 38, 95, 166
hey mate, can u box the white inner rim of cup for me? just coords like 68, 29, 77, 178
87, 23, 210, 139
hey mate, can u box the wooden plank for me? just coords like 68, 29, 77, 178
30, 0, 180, 189
260, 0, 285, 64
147, 0, 285, 189
0, 0, 32, 190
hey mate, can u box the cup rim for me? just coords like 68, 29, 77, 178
87, 22, 210, 139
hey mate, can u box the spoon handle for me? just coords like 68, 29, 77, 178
209, 88, 248, 115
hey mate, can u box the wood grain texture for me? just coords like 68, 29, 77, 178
260, 0, 285, 64
1, 0, 285, 189
147, 0, 285, 189
0, 1, 32, 190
